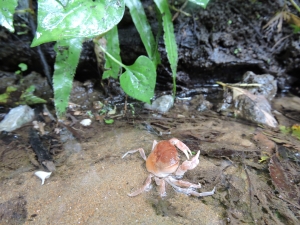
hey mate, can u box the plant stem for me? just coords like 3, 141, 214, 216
96, 43, 127, 69
27, 0, 53, 88
290, 0, 300, 13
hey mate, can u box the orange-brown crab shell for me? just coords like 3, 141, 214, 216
146, 140, 180, 177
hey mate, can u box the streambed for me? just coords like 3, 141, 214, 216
0, 95, 299, 224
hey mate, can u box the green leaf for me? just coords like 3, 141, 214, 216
125, 0, 160, 66
31, 0, 125, 47
53, 38, 83, 118
102, 26, 122, 79
291, 24, 300, 33
154, 0, 178, 96
279, 126, 290, 135
188, 0, 210, 8
0, 86, 17, 105
18, 63, 28, 72
0, 0, 18, 32
258, 155, 269, 163
0, 85, 46, 105
104, 118, 114, 124
20, 85, 47, 105
120, 56, 156, 104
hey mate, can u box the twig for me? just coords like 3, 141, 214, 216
271, 34, 293, 51
66, 113, 79, 126
172, 0, 189, 21
290, 0, 300, 13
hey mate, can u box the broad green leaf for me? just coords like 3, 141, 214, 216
0, 0, 18, 32
31, 0, 125, 47
53, 38, 83, 118
120, 56, 156, 104
56, 0, 69, 7
102, 26, 122, 79
125, 0, 160, 66
154, 0, 178, 96
189, 0, 210, 8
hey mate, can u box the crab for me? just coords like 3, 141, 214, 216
122, 138, 215, 197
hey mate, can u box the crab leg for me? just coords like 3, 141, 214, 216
166, 176, 201, 189
154, 177, 167, 197
175, 150, 200, 176
169, 138, 192, 159
122, 148, 147, 161
165, 178, 215, 197
128, 174, 153, 197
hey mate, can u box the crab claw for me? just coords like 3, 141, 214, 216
175, 150, 200, 176
169, 138, 192, 159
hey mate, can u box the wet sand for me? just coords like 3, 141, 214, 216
0, 128, 222, 224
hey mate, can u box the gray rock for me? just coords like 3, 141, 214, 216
0, 105, 34, 132
242, 71, 277, 101
196, 95, 213, 112
234, 91, 278, 127
144, 95, 174, 113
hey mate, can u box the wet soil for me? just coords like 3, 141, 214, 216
1, 96, 300, 224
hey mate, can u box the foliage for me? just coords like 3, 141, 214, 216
189, 0, 210, 8
20, 85, 47, 105
96, 43, 156, 104
0, 86, 17, 105
0, 85, 47, 105
102, 26, 122, 79
280, 125, 300, 140
15, 63, 28, 75
258, 155, 269, 163
119, 56, 156, 103
104, 118, 114, 124
0, 0, 210, 118
125, 0, 160, 66
0, 0, 18, 32
154, 0, 178, 96
53, 38, 83, 117
30, 0, 125, 47
30, 0, 125, 118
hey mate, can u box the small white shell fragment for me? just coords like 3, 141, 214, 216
80, 118, 92, 126
34, 171, 52, 185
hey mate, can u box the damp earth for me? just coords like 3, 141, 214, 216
0, 95, 300, 224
